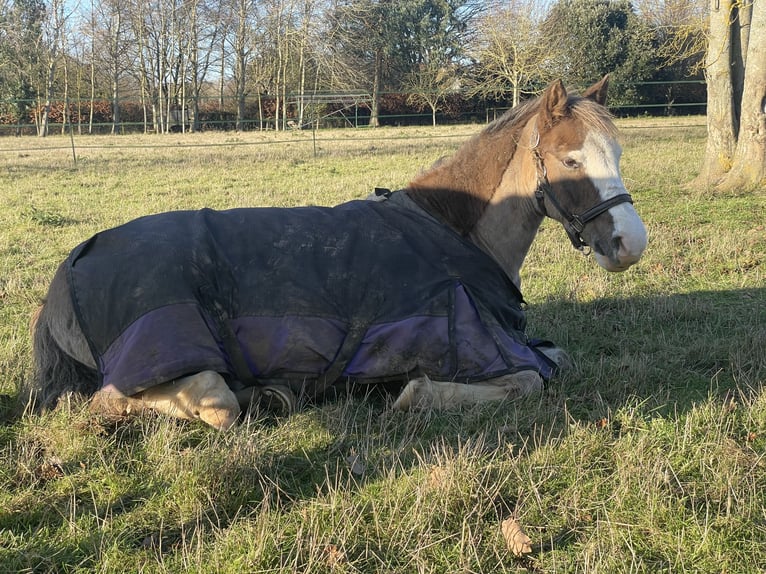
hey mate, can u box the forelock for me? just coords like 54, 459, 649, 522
568, 96, 618, 139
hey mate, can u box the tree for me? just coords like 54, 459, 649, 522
722, 0, 765, 188
181, 0, 223, 132
468, 0, 550, 107
404, 60, 457, 126
697, 0, 765, 189
91, 0, 133, 134
633, 0, 707, 113
543, 0, 658, 104
402, 0, 476, 125
38, 0, 67, 136
328, 0, 477, 127
227, 0, 255, 130
0, 0, 46, 135
327, 0, 408, 127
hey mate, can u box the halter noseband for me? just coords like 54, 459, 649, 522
531, 137, 633, 252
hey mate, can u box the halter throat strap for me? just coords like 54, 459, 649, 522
531, 147, 633, 251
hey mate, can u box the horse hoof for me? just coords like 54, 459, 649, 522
505, 371, 543, 398
89, 389, 134, 418
182, 372, 241, 430
234, 384, 298, 417
539, 346, 573, 371
196, 403, 240, 430
261, 385, 297, 415
393, 376, 434, 411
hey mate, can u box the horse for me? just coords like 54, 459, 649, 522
23, 77, 647, 430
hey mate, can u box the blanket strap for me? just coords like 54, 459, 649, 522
198, 284, 257, 386
311, 319, 370, 399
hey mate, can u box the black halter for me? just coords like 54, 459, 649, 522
532, 147, 633, 252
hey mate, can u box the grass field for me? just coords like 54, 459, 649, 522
0, 118, 764, 573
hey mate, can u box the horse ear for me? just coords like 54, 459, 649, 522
539, 79, 569, 130
582, 75, 609, 105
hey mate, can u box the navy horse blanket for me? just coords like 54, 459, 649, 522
66, 192, 556, 397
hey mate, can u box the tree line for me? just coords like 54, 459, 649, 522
0, 0, 709, 135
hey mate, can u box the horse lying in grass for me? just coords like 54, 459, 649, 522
24, 77, 647, 430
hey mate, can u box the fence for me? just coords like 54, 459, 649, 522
0, 80, 707, 137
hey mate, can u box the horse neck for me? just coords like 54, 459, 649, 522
406, 128, 519, 236
407, 114, 543, 288
468, 168, 543, 288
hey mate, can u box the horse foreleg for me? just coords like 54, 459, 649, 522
392, 370, 543, 411
90, 371, 240, 430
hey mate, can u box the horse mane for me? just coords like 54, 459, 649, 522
406, 93, 616, 235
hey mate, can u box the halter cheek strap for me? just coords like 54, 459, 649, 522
531, 142, 633, 252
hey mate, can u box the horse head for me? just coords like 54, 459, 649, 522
527, 76, 647, 272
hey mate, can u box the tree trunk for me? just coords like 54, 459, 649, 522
40, 0, 64, 138
695, 0, 739, 186
234, 0, 248, 131
718, 0, 766, 190
40, 56, 56, 137
369, 50, 381, 128
110, 10, 122, 135
111, 74, 121, 134
89, 40, 95, 134
60, 32, 69, 136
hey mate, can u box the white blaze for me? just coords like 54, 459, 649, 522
578, 131, 647, 270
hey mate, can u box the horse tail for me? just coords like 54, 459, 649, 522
20, 261, 101, 416
22, 301, 99, 414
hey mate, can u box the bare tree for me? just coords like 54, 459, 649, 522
183, 0, 223, 132
228, 0, 256, 130
39, 0, 73, 135
405, 61, 458, 126
635, 0, 707, 69
127, 0, 187, 133
468, 0, 550, 107
93, 0, 133, 134
327, 0, 403, 127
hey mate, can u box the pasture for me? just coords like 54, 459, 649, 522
0, 119, 764, 573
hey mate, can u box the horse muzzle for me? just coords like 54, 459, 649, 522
592, 204, 647, 271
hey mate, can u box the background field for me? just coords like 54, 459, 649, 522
0, 118, 764, 573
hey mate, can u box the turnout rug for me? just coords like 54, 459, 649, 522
67, 192, 557, 397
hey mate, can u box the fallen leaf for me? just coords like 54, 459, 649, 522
34, 457, 64, 481
140, 532, 162, 550
501, 517, 532, 557
324, 544, 346, 568
346, 454, 365, 477
426, 464, 450, 490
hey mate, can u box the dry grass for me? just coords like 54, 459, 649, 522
0, 119, 764, 573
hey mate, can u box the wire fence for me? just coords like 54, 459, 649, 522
0, 80, 707, 137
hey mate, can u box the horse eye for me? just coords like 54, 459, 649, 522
563, 158, 580, 169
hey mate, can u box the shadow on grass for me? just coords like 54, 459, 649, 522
143, 287, 764, 546
527, 286, 764, 419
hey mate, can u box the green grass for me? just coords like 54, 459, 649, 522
1, 119, 764, 573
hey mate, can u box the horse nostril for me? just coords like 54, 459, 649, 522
612, 236, 624, 256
